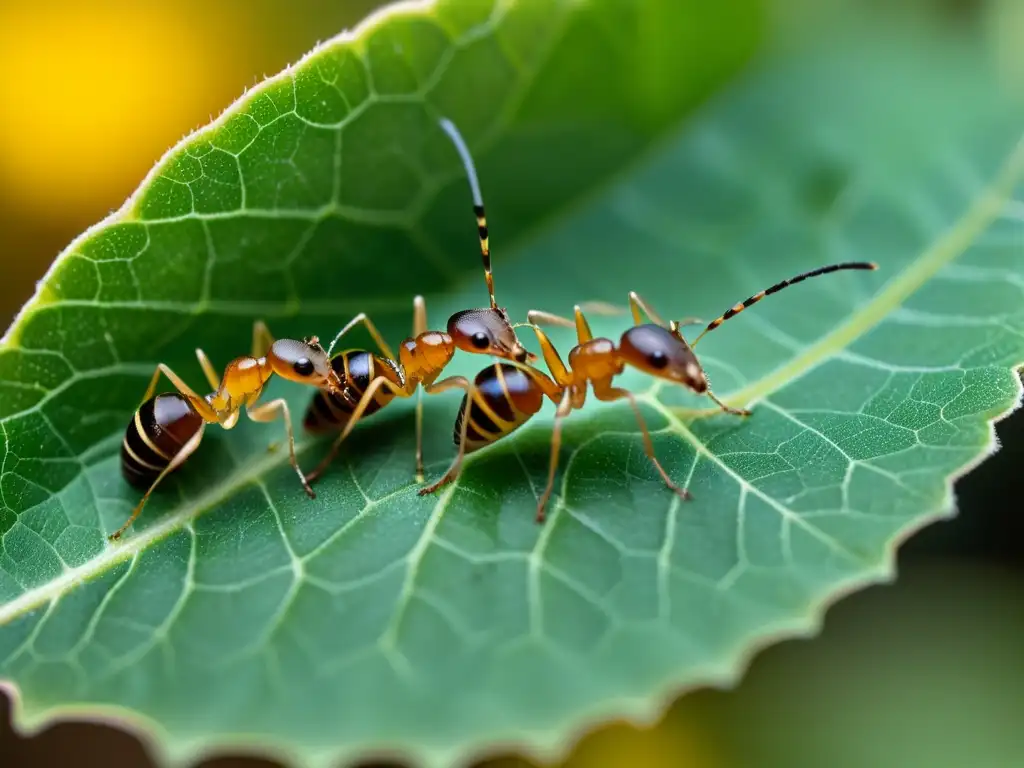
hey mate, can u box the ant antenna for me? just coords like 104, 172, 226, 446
690, 261, 878, 347
439, 117, 496, 309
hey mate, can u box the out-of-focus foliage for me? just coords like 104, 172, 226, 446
0, 1, 1022, 767
0, 0, 383, 325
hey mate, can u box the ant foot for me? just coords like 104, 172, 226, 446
418, 474, 453, 496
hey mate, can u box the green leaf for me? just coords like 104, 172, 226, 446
1, 1, 1022, 766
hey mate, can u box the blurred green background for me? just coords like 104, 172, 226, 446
0, 0, 1021, 766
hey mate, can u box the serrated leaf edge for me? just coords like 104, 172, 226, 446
3, 123, 1022, 767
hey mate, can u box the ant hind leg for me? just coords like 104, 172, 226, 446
418, 376, 476, 495
109, 425, 206, 542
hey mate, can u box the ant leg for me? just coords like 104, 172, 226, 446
414, 387, 425, 483
595, 383, 691, 501
412, 294, 428, 336
530, 301, 624, 327
572, 306, 594, 343
525, 305, 605, 347
575, 300, 626, 316
141, 364, 218, 422
515, 325, 573, 387
325, 312, 398, 361
252, 320, 275, 358
413, 295, 428, 483
674, 317, 704, 328
705, 387, 751, 417
305, 376, 409, 483
628, 291, 667, 327
417, 376, 475, 495
527, 310, 575, 328
536, 390, 574, 523
247, 398, 315, 498
109, 424, 206, 541
194, 349, 220, 391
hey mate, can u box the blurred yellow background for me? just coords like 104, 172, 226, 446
0, 0, 383, 326
1, 1, 1021, 767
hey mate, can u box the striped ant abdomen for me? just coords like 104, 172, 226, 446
454, 363, 545, 453
304, 351, 404, 433
121, 393, 204, 489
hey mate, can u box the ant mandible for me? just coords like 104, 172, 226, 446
301, 117, 534, 485
417, 261, 878, 522
114, 321, 345, 541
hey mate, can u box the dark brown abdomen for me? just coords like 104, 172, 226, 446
121, 393, 203, 488
304, 351, 402, 433
454, 363, 544, 453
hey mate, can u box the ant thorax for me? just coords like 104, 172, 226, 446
568, 338, 622, 384
399, 333, 455, 387
209, 356, 267, 413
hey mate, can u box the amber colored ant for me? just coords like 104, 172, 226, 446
114, 321, 344, 541
302, 117, 534, 484
417, 261, 879, 521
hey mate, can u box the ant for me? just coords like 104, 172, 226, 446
115, 322, 345, 541
301, 117, 534, 485
416, 261, 878, 522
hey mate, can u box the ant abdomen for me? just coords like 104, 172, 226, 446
121, 393, 203, 489
454, 363, 544, 452
304, 351, 403, 433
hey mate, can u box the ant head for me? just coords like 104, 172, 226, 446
447, 308, 535, 363
618, 324, 707, 392
266, 336, 342, 392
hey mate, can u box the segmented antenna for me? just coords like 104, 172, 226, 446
690, 262, 878, 347
439, 117, 496, 309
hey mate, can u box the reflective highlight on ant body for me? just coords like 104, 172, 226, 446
418, 262, 879, 522
114, 322, 343, 541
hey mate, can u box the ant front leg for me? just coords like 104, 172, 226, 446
593, 380, 692, 502
246, 398, 315, 498
325, 312, 398, 361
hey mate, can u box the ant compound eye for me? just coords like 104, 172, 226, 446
471, 331, 490, 349
293, 358, 315, 376
648, 350, 669, 369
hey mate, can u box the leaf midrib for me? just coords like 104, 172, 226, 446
2, 133, 1021, 628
